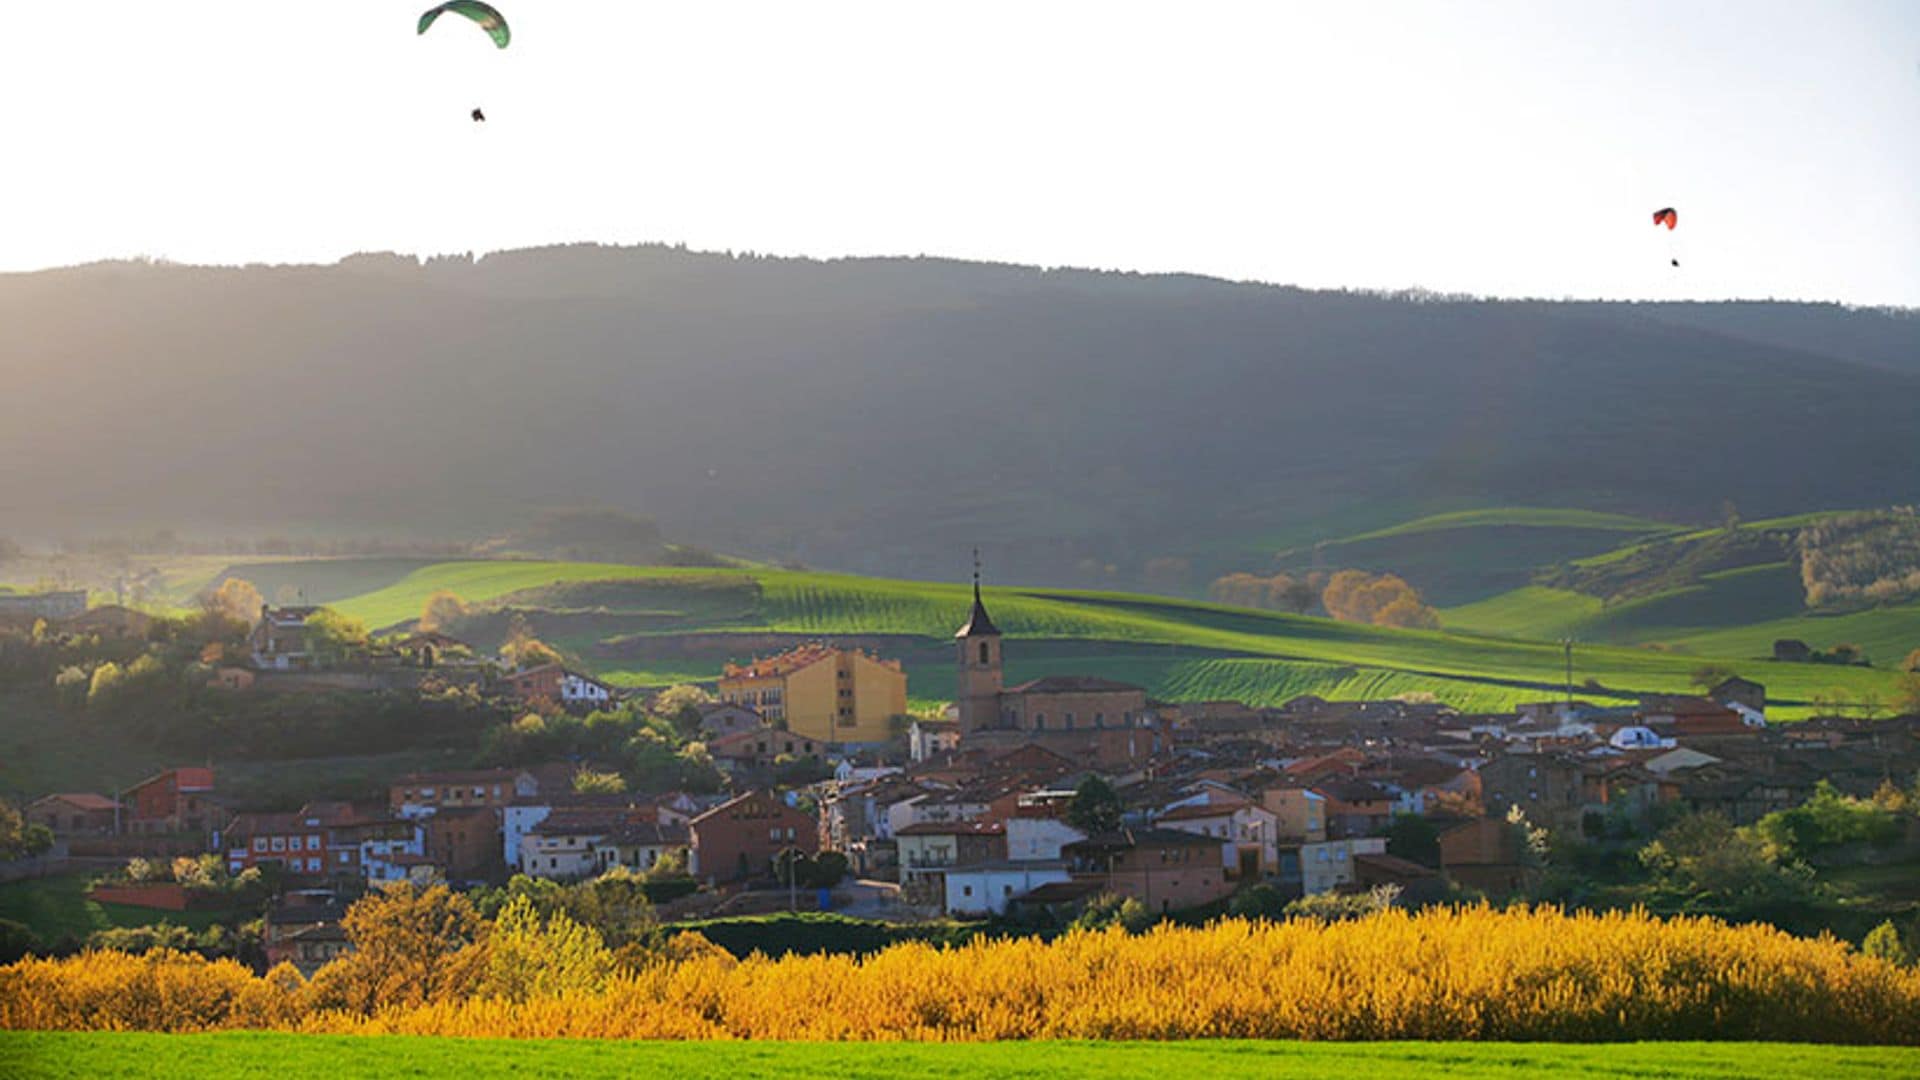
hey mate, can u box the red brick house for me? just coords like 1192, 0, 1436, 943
1438, 817, 1533, 896
707, 727, 825, 773
423, 806, 503, 883
1062, 827, 1230, 914
224, 811, 324, 877
221, 802, 416, 882
389, 769, 536, 816
125, 767, 217, 836
688, 790, 819, 886
500, 663, 564, 706
26, 793, 119, 835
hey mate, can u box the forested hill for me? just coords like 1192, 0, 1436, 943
4, 245, 1917, 586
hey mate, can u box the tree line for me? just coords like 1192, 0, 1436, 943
1207, 569, 1441, 629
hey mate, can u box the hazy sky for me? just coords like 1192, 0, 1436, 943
4, 1, 1917, 303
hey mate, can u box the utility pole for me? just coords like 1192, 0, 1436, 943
1562, 638, 1574, 707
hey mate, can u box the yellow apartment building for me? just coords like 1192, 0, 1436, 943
717, 643, 908, 745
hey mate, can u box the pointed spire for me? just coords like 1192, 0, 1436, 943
956, 547, 1000, 638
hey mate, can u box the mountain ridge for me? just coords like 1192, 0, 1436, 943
5, 243, 1918, 589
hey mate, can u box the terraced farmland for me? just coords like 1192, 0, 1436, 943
310, 559, 1912, 716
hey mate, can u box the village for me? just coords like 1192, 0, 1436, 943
10, 575, 1919, 974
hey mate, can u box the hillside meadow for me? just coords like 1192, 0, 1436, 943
2, 1033, 1916, 1080
312, 559, 1910, 716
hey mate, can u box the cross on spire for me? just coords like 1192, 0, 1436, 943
972, 547, 982, 600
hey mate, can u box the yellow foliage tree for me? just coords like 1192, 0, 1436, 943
202, 577, 265, 626
7, 907, 1920, 1042
419, 590, 470, 633
480, 896, 615, 1002
302, 884, 487, 1014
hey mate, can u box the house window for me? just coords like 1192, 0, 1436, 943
306, 857, 320, 872
307, 835, 320, 850
1065, 712, 1075, 729
1035, 713, 1046, 730
270, 836, 285, 852
338, 851, 350, 864
1094, 712, 1105, 727
963, 885, 973, 897
253, 838, 267, 853
769, 828, 782, 842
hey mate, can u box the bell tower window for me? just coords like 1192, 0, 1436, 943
978, 641, 990, 665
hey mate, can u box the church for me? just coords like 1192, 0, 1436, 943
951, 569, 1165, 769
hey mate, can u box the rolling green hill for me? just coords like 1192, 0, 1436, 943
316, 558, 1910, 717
1268, 507, 1680, 607
1444, 512, 1920, 671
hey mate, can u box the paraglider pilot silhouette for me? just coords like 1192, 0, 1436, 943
1653, 207, 1679, 267
418, 2, 509, 123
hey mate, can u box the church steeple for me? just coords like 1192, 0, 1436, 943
955, 548, 1000, 639
954, 548, 1003, 732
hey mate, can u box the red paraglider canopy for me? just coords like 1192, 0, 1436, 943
1652, 207, 1678, 230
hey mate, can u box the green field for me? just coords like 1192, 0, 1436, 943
1329, 507, 1677, 546
0, 875, 238, 945
304, 559, 1917, 717
2, 1033, 1915, 1080
1260, 507, 1681, 607
1447, 566, 1920, 668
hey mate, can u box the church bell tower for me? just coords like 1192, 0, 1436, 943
954, 549, 1003, 733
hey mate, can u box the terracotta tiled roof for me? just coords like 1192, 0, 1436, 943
37, 792, 118, 810
896, 820, 1005, 837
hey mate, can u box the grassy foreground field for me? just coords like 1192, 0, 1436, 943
2, 1033, 1915, 1080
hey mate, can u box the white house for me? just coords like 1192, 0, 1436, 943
1006, 814, 1086, 862
1301, 836, 1388, 895
560, 670, 617, 708
943, 861, 1071, 917
834, 761, 903, 785
593, 822, 690, 874
909, 720, 961, 763
1609, 725, 1677, 750
361, 828, 426, 883
501, 803, 554, 868
521, 820, 610, 881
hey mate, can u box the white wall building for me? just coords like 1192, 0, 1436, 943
944, 861, 1072, 917
1006, 815, 1086, 861
1301, 836, 1388, 896
560, 671, 616, 708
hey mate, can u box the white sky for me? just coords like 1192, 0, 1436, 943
3, 1, 1917, 303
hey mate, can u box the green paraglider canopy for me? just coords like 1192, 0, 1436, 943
418, 1, 510, 49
